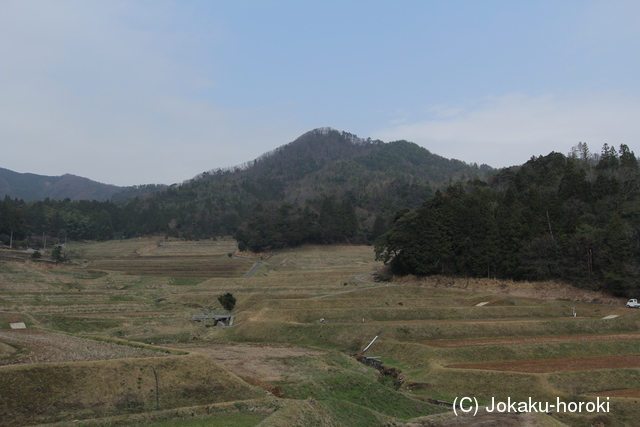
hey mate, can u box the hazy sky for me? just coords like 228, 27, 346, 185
2, 1, 639, 186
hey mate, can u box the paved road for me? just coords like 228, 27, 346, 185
354, 271, 377, 283
234, 255, 264, 278
243, 262, 263, 278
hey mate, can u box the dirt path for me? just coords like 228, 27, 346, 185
420, 333, 640, 348
173, 342, 327, 382
449, 354, 640, 373
311, 284, 398, 299
596, 388, 640, 398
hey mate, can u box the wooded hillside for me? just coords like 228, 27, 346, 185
375, 143, 640, 297
0, 128, 489, 246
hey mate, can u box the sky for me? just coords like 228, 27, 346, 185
1, 0, 639, 186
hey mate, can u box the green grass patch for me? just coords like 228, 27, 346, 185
0, 341, 30, 362
274, 353, 446, 420
39, 315, 121, 333
315, 399, 389, 427
0, 263, 15, 273
143, 412, 267, 427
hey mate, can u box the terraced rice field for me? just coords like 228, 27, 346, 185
0, 329, 169, 365
219, 268, 640, 426
89, 256, 254, 277
420, 333, 640, 347
2, 241, 639, 426
449, 354, 640, 373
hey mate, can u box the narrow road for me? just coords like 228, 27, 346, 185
311, 271, 398, 299
234, 255, 264, 278
243, 262, 263, 278
354, 271, 377, 283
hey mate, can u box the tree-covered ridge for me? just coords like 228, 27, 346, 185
115, 128, 490, 240
375, 143, 640, 297
0, 168, 126, 202
234, 196, 361, 252
0, 129, 490, 247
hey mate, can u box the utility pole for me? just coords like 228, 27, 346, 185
9, 231, 12, 249
43, 232, 46, 251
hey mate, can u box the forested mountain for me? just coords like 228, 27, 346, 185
0, 128, 490, 247
375, 143, 640, 297
134, 128, 491, 247
0, 167, 125, 202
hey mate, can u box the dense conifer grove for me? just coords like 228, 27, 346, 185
375, 143, 640, 297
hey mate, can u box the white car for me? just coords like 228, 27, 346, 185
626, 299, 640, 308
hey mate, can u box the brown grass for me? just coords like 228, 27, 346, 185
89, 256, 253, 277
175, 341, 327, 382
0, 353, 265, 426
395, 275, 627, 306
449, 354, 640, 373
419, 332, 640, 348
0, 329, 170, 365
2, 240, 639, 426
66, 237, 238, 260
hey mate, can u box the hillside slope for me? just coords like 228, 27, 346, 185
134, 128, 492, 241
0, 167, 124, 202
1, 128, 492, 244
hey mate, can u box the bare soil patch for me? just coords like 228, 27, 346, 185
597, 388, 640, 398
449, 354, 640, 373
174, 341, 327, 382
0, 329, 168, 365
420, 333, 640, 348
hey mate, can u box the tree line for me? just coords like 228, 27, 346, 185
2, 129, 488, 248
375, 143, 640, 297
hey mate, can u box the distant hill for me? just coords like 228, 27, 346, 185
190, 127, 493, 206
0, 168, 125, 202
0, 168, 166, 202
135, 128, 493, 242
1, 128, 493, 243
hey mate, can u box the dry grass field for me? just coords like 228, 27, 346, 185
1, 239, 639, 426
0, 329, 170, 365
